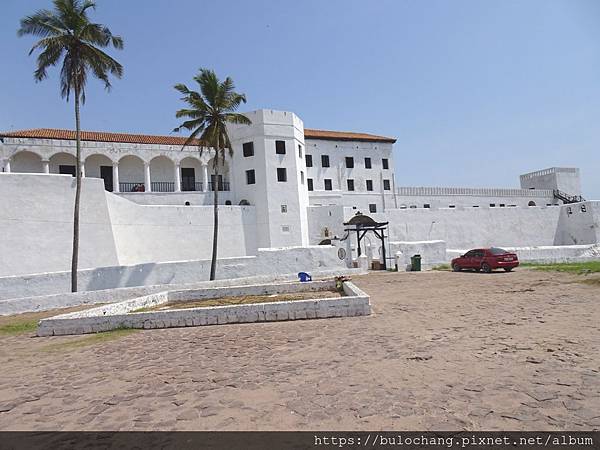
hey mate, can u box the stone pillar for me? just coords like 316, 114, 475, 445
345, 237, 352, 268
42, 160, 50, 174
174, 163, 181, 192
144, 162, 151, 192
80, 163, 85, 178
4, 159, 11, 173
113, 163, 120, 193
201, 163, 209, 192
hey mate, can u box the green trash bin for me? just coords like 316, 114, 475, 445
411, 254, 422, 272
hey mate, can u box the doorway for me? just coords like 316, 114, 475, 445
181, 167, 196, 191
59, 165, 76, 177
100, 166, 113, 192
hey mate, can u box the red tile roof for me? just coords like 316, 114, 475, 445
1, 127, 396, 145
304, 128, 396, 144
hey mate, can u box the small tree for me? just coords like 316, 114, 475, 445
174, 69, 251, 280
19, 0, 123, 292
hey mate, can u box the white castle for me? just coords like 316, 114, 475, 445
1, 109, 598, 294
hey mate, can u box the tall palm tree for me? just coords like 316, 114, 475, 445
174, 69, 251, 280
18, 0, 123, 292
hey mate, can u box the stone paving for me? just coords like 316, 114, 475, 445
0, 269, 598, 430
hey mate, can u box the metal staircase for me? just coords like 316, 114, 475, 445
553, 189, 585, 204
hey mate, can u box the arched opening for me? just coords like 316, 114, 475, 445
49, 152, 76, 176
85, 154, 114, 191
207, 157, 230, 191
150, 156, 175, 192
239, 199, 250, 206
11, 150, 43, 173
118, 155, 145, 192
528, 201, 536, 207
225, 200, 232, 205
180, 156, 202, 191
319, 239, 332, 245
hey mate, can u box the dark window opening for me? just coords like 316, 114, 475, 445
307, 178, 313, 191
347, 179, 355, 191
59, 165, 76, 177
366, 180, 373, 191
324, 179, 332, 190
382, 158, 389, 169
383, 179, 391, 190
243, 142, 254, 157
364, 157, 372, 169
275, 140, 286, 154
246, 169, 255, 185
369, 204, 377, 213
345, 157, 354, 168
321, 155, 330, 167
305, 154, 313, 167
277, 167, 287, 182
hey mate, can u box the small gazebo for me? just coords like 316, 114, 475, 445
343, 212, 389, 270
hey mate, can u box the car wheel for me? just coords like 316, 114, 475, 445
504, 267, 513, 272
481, 263, 492, 273
452, 263, 461, 272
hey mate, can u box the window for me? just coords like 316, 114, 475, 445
277, 168, 287, 182
490, 203, 496, 207
324, 179, 332, 191
281, 225, 290, 233
305, 154, 313, 167
307, 178, 313, 191
366, 180, 373, 191
245, 169, 255, 185
499, 204, 506, 207
369, 204, 377, 213
383, 179, 391, 190
281, 205, 287, 213
382, 158, 389, 169
300, 171, 305, 184
298, 145, 302, 158
321, 155, 330, 167
275, 140, 286, 154
364, 157, 372, 169
424, 204, 431, 209
449, 205, 455, 208
347, 179, 355, 191
345, 157, 354, 168
242, 142, 254, 157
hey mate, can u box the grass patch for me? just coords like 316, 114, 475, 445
521, 261, 600, 274
0, 319, 38, 335
432, 264, 451, 271
42, 328, 138, 352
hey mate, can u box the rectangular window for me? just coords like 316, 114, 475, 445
298, 145, 302, 158
275, 140, 286, 154
281, 205, 287, 213
364, 157, 372, 169
324, 179, 332, 191
281, 225, 290, 233
245, 169, 255, 185
321, 155, 330, 167
305, 154, 313, 167
277, 168, 287, 182
383, 179, 391, 190
424, 204, 431, 209
490, 203, 496, 207
242, 142, 254, 157
369, 204, 377, 213
347, 179, 355, 191
307, 178, 313, 191
300, 171, 305, 184
382, 158, 389, 169
345, 157, 354, 168
366, 180, 373, 191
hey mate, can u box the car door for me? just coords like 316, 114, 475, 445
462, 250, 476, 268
471, 250, 485, 269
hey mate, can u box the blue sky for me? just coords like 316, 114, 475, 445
1, 0, 599, 197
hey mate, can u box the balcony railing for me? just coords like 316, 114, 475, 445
208, 181, 230, 191
119, 182, 145, 192
181, 182, 203, 192
151, 181, 175, 192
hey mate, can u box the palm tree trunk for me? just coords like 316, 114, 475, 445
209, 168, 219, 280
71, 84, 82, 292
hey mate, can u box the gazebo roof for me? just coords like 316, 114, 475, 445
344, 212, 388, 227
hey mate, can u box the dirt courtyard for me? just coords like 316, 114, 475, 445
0, 269, 598, 431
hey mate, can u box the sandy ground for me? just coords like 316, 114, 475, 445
0, 269, 598, 431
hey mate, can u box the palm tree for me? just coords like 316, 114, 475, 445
174, 69, 251, 280
18, 0, 123, 292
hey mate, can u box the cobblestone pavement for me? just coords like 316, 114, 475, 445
0, 269, 598, 430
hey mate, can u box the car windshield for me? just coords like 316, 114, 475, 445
490, 247, 508, 255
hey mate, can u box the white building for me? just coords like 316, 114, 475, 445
1, 109, 598, 281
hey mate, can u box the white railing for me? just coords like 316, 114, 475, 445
395, 186, 554, 198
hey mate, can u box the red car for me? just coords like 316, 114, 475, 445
451, 247, 519, 273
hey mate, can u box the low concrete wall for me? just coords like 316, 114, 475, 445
0, 245, 345, 301
0, 268, 365, 316
37, 281, 371, 336
390, 240, 447, 269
